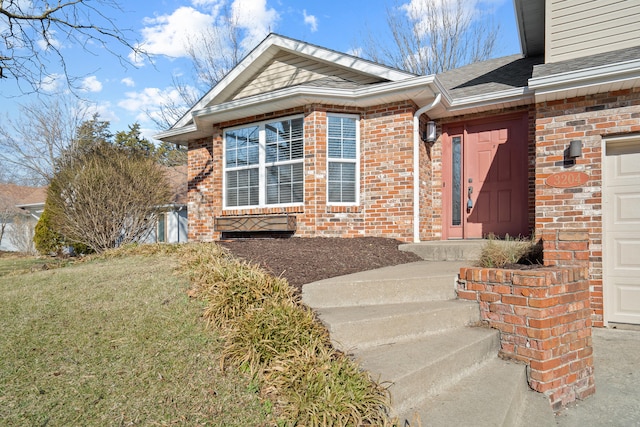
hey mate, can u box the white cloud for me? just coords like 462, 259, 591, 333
402, 0, 505, 35
131, 0, 279, 67
121, 77, 135, 87
303, 10, 318, 32
38, 74, 64, 93
231, 0, 279, 50
87, 101, 120, 124
81, 75, 103, 93
118, 86, 194, 124
131, 6, 216, 63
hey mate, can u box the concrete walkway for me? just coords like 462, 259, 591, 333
555, 327, 640, 426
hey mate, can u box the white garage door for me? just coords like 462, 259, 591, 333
604, 138, 640, 325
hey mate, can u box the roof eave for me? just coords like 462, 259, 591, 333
430, 87, 535, 118
166, 76, 438, 140
529, 59, 640, 102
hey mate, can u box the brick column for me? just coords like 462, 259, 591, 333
457, 231, 595, 410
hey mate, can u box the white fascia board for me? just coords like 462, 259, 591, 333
529, 59, 640, 101
173, 34, 416, 130
440, 87, 534, 116
191, 76, 437, 125
154, 124, 207, 144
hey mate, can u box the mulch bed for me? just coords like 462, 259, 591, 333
219, 237, 422, 293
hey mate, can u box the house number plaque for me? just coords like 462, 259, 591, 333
545, 171, 589, 188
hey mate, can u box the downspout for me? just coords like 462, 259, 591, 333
413, 93, 441, 243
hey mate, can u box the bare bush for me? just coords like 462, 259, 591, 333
46, 143, 171, 253
8, 216, 37, 255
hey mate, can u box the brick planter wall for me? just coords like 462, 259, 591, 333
457, 230, 595, 410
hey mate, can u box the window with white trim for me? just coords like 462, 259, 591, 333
327, 114, 359, 204
224, 116, 304, 208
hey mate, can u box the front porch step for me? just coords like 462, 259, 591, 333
301, 260, 556, 425
303, 261, 465, 308
407, 358, 556, 427
353, 327, 500, 417
399, 240, 486, 261
316, 299, 480, 351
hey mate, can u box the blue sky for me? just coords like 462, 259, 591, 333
1, 0, 521, 142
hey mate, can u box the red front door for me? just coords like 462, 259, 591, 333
442, 114, 529, 239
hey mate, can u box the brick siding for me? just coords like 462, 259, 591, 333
535, 87, 640, 326
187, 102, 421, 242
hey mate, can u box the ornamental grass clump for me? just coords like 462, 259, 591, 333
223, 301, 329, 375
476, 234, 542, 268
263, 346, 391, 427
177, 242, 393, 426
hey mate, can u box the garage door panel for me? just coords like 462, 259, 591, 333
610, 279, 640, 324
606, 236, 640, 273
609, 190, 640, 226
604, 140, 640, 325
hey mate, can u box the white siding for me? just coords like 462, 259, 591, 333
230, 51, 383, 100
546, 0, 640, 63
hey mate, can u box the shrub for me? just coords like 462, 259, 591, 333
476, 234, 542, 268
33, 209, 64, 255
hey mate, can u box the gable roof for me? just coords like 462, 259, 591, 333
156, 33, 439, 143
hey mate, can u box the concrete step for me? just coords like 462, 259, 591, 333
400, 240, 486, 261
517, 388, 557, 427
352, 327, 500, 417
405, 358, 530, 427
302, 261, 465, 308
316, 299, 481, 350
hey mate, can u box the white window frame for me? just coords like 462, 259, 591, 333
326, 113, 360, 206
223, 114, 305, 209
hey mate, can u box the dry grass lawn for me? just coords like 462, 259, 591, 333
0, 253, 266, 426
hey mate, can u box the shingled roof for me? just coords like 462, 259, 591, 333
438, 54, 543, 100
532, 45, 640, 79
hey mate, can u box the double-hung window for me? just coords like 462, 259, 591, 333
327, 114, 359, 204
224, 116, 304, 208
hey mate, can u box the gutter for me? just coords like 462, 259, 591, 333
413, 93, 442, 243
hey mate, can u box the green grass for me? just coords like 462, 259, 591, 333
0, 253, 266, 426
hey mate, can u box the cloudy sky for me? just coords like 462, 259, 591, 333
1, 0, 520, 142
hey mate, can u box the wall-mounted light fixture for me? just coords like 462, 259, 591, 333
569, 140, 582, 158
422, 120, 437, 143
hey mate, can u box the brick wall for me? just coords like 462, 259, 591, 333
535, 88, 640, 326
457, 230, 595, 410
186, 102, 421, 242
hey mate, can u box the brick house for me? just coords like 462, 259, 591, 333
157, 0, 640, 327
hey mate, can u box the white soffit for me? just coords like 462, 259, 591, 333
529, 59, 640, 102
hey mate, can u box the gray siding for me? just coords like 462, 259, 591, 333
547, 0, 640, 63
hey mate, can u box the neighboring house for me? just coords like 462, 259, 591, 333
0, 166, 188, 251
150, 165, 188, 244
0, 184, 45, 253
156, 0, 640, 327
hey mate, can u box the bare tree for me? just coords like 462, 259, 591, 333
0, 95, 90, 184
360, 0, 499, 75
0, 191, 20, 246
46, 143, 171, 253
151, 7, 246, 130
8, 215, 36, 254
0, 0, 146, 92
